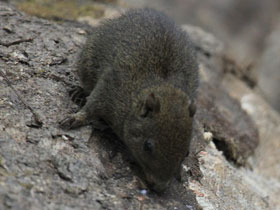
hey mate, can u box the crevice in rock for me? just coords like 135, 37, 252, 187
212, 137, 235, 164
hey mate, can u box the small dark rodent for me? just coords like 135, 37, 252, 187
59, 8, 199, 193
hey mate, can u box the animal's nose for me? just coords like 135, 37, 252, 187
151, 182, 168, 193
146, 174, 169, 193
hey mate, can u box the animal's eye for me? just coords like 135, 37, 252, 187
143, 140, 153, 153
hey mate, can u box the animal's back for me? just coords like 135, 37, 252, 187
77, 8, 198, 98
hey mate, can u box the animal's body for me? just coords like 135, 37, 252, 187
59, 8, 198, 192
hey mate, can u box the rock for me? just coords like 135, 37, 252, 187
0, 1, 279, 210
183, 25, 259, 166
256, 17, 280, 112
221, 74, 280, 209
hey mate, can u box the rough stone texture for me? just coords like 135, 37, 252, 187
189, 144, 270, 210
183, 26, 259, 166
188, 75, 280, 210
222, 75, 280, 209
256, 16, 280, 112
183, 27, 280, 209
0, 2, 278, 210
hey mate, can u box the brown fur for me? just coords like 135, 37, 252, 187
59, 8, 199, 192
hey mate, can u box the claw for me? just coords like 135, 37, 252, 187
69, 86, 82, 97
75, 98, 86, 107
59, 116, 75, 130
58, 114, 85, 130
69, 86, 88, 107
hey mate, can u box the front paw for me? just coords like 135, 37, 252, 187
58, 113, 86, 130
69, 86, 88, 107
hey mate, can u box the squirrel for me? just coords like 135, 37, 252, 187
59, 8, 199, 193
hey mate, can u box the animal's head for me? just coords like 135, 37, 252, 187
123, 86, 196, 192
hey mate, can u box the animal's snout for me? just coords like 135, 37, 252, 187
145, 174, 169, 193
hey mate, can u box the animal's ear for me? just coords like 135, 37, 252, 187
188, 100, 196, 118
140, 93, 160, 117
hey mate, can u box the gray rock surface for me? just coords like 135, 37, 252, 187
256, 17, 280, 112
222, 75, 280, 209
0, 2, 279, 210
